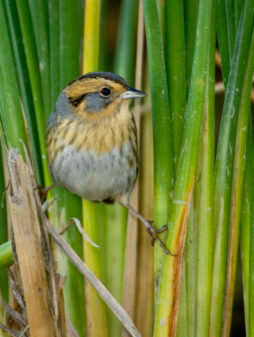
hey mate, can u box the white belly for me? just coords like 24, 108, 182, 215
50, 141, 137, 201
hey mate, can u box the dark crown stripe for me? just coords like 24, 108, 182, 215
67, 71, 129, 88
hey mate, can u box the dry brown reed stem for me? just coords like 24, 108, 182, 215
135, 111, 154, 337
5, 146, 141, 337
121, 2, 145, 336
7, 149, 57, 337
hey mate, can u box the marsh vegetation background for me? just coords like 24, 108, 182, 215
0, 0, 253, 337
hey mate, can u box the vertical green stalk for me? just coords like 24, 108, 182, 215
82, 1, 109, 336
222, 27, 254, 337
135, 110, 154, 337
28, 0, 51, 118
171, 2, 192, 335
156, 0, 165, 40
15, 0, 50, 185
183, 0, 199, 89
113, 2, 139, 336
209, 1, 254, 335
143, 0, 174, 291
216, 0, 231, 86
165, 0, 186, 161
185, 204, 197, 337
114, 0, 138, 85
240, 123, 252, 337
83, 0, 101, 72
196, 8, 215, 335
234, 0, 243, 30
249, 123, 254, 337
57, 1, 85, 335
3, 0, 43, 182
225, 0, 236, 59
82, 202, 108, 337
59, 0, 83, 86
176, 260, 188, 337
49, 0, 60, 112
153, 0, 213, 334
105, 205, 127, 337
0, 1, 27, 153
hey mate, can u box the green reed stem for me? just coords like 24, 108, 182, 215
240, 124, 252, 337
105, 205, 127, 337
114, 0, 138, 85
176, 260, 188, 337
222, 27, 254, 337
15, 0, 50, 185
185, 205, 197, 337
3, 0, 43, 182
196, 10, 215, 335
225, 0, 236, 59
216, 0, 231, 86
173, 2, 194, 334
153, 0, 213, 334
136, 110, 154, 337
210, 2, 254, 335
49, 0, 60, 112
165, 0, 186, 161
57, 1, 85, 335
234, 0, 243, 30
28, 0, 51, 118
0, 1, 27, 154
143, 0, 174, 293
82, 1, 109, 336
248, 122, 254, 337
111, 2, 139, 335
183, 0, 199, 90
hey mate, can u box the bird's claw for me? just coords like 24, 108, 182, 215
36, 183, 57, 201
156, 224, 168, 233
144, 221, 175, 256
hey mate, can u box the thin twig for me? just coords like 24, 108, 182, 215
18, 325, 29, 337
67, 218, 99, 248
0, 323, 20, 337
42, 195, 57, 212
45, 219, 141, 337
8, 267, 26, 312
0, 299, 27, 328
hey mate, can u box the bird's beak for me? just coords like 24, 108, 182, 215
120, 87, 146, 100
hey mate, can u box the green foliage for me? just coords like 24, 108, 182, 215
0, 0, 254, 336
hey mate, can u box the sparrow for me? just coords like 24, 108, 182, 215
46, 71, 169, 253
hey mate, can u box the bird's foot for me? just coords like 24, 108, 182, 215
120, 200, 175, 255
36, 183, 57, 201
143, 221, 174, 255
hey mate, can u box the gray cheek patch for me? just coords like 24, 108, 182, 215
56, 91, 73, 117
47, 92, 73, 132
85, 93, 112, 112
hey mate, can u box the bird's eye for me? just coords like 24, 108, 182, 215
100, 87, 111, 97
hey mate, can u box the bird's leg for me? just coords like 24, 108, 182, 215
37, 182, 57, 201
120, 200, 175, 255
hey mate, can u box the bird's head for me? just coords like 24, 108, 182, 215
56, 72, 145, 119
